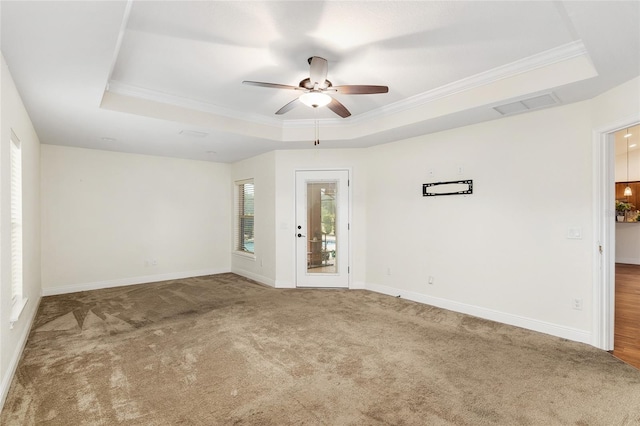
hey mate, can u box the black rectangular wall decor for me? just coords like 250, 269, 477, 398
423, 179, 473, 197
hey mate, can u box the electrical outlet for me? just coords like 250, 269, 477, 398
151, 259, 157, 266
428, 276, 434, 285
387, 267, 392, 276
572, 298, 583, 310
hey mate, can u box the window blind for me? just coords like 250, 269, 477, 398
10, 136, 23, 305
236, 180, 254, 253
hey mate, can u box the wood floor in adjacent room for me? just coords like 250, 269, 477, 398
614, 263, 640, 369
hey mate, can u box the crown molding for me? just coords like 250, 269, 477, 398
106, 40, 589, 136
349, 40, 589, 124
106, 80, 283, 127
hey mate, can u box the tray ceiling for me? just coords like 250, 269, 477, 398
2, 1, 639, 162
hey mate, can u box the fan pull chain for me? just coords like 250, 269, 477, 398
314, 108, 320, 146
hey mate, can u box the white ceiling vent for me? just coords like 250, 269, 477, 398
493, 93, 560, 116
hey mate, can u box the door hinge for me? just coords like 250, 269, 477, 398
348, 179, 350, 186
348, 223, 350, 230
599, 245, 603, 254
348, 266, 350, 274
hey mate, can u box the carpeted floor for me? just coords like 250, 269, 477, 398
2, 273, 640, 425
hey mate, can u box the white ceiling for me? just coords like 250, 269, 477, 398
2, 1, 639, 163
615, 124, 640, 155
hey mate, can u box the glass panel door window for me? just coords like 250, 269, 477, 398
296, 170, 349, 288
306, 182, 337, 274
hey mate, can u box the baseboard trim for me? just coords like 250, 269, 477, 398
365, 283, 591, 344
615, 257, 640, 265
1, 296, 41, 411
232, 268, 276, 287
275, 280, 295, 289
42, 268, 231, 296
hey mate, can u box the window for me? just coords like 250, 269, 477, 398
10, 132, 27, 323
236, 180, 254, 255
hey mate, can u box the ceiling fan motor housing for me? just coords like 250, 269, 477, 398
299, 78, 332, 90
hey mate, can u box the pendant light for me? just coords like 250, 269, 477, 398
624, 128, 632, 196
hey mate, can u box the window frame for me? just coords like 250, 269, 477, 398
234, 179, 255, 258
9, 131, 27, 324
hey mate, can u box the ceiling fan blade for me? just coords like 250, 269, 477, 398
332, 85, 389, 94
309, 56, 328, 87
327, 97, 351, 118
243, 81, 301, 90
275, 98, 301, 115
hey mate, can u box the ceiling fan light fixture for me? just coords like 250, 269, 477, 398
299, 92, 331, 109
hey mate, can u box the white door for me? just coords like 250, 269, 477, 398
295, 170, 349, 288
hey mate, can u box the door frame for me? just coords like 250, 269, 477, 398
593, 115, 640, 350
294, 168, 351, 288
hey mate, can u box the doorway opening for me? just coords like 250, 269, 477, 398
611, 124, 640, 368
594, 119, 640, 360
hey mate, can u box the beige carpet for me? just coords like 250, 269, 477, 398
2, 273, 640, 425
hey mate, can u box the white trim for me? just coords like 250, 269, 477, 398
1, 297, 41, 411
234, 177, 254, 186
234, 179, 255, 256
366, 283, 591, 344
349, 281, 366, 290
41, 268, 230, 296
9, 297, 28, 326
103, 0, 133, 91
294, 169, 352, 289
232, 268, 276, 288
354, 40, 587, 124
275, 280, 295, 289
592, 115, 640, 350
107, 80, 283, 128
233, 251, 256, 260
615, 258, 640, 265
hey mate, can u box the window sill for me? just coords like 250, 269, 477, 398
10, 297, 28, 328
233, 251, 256, 260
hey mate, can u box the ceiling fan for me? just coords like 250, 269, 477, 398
243, 56, 389, 118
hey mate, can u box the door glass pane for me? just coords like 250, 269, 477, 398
307, 181, 337, 274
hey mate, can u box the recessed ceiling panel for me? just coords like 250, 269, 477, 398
109, 1, 577, 120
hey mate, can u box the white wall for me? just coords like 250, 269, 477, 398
40, 145, 231, 294
603, 77, 640, 265
230, 151, 276, 285
230, 148, 367, 289
273, 149, 368, 289
0, 53, 41, 408
591, 77, 640, 129
365, 102, 594, 342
